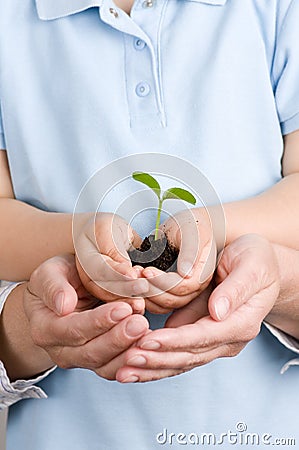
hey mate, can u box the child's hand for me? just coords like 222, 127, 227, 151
142, 208, 217, 314
75, 213, 150, 314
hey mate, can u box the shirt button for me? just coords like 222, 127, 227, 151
143, 0, 154, 7
109, 7, 119, 17
135, 82, 151, 97
134, 39, 146, 51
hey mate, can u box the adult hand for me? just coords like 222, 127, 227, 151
74, 212, 149, 314
141, 208, 217, 314
116, 234, 280, 383
24, 254, 149, 380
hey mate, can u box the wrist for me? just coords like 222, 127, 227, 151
0, 283, 54, 381
193, 206, 226, 253
265, 244, 299, 339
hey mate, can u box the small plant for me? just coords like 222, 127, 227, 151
132, 171, 196, 240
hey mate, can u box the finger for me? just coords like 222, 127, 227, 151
143, 267, 211, 299
209, 257, 278, 322
28, 301, 134, 348
162, 212, 216, 283
85, 277, 149, 300
93, 350, 129, 381
162, 212, 200, 278
75, 222, 140, 298
93, 329, 153, 380
122, 343, 241, 372
164, 288, 211, 328
116, 366, 185, 383
98, 277, 149, 298
97, 215, 142, 262
77, 257, 149, 299
56, 314, 149, 369
143, 268, 199, 296
144, 298, 174, 314
92, 213, 135, 263
77, 248, 137, 282
144, 289, 200, 314
136, 309, 261, 353
116, 340, 245, 382
28, 255, 81, 315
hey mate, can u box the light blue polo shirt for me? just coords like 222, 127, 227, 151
1, 0, 299, 448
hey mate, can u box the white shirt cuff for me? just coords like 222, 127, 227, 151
264, 322, 299, 374
0, 281, 56, 410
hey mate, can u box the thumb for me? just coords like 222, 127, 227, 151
29, 257, 79, 316
96, 214, 142, 264
163, 213, 201, 278
208, 263, 263, 321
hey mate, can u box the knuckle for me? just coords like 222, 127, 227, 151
30, 324, 46, 347
108, 334, 125, 353
106, 247, 121, 261
191, 354, 209, 368
55, 358, 73, 370
225, 343, 243, 358
176, 283, 192, 297
67, 325, 87, 345
160, 296, 175, 310
49, 347, 73, 369
95, 367, 115, 381
82, 348, 102, 368
185, 355, 199, 369
93, 314, 106, 332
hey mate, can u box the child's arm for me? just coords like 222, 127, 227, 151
0, 150, 73, 280
223, 130, 299, 248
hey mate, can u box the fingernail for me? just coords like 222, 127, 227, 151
143, 269, 155, 278
179, 261, 193, 278
127, 355, 147, 366
132, 299, 145, 314
133, 266, 143, 276
121, 375, 139, 383
54, 292, 64, 315
214, 297, 230, 320
140, 340, 161, 350
111, 306, 131, 322
126, 318, 146, 337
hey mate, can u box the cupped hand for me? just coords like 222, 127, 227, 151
142, 208, 217, 314
24, 254, 149, 380
74, 212, 150, 314
116, 234, 280, 382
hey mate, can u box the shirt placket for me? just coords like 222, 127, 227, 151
99, 0, 167, 129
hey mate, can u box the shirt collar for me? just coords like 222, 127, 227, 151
36, 0, 227, 20
35, 0, 103, 20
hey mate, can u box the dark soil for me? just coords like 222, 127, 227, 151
128, 235, 178, 272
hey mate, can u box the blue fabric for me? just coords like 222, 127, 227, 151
1, 0, 299, 448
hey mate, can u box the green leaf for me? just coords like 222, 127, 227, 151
162, 187, 196, 205
132, 171, 161, 198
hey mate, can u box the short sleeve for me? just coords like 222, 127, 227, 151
0, 106, 6, 149
272, 0, 299, 135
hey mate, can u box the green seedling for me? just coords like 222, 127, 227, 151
132, 171, 196, 240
